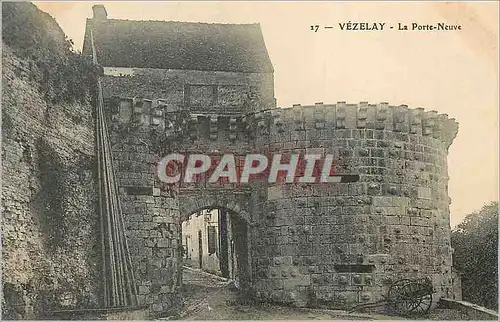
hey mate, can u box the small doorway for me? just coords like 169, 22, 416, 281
198, 230, 202, 269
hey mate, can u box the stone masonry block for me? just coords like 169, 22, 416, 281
283, 276, 311, 290
418, 187, 432, 199
372, 196, 409, 207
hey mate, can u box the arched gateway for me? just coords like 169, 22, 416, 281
83, 5, 460, 316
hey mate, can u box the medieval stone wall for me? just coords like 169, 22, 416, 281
106, 91, 458, 313
108, 126, 182, 313
248, 103, 458, 308
101, 68, 276, 114
105, 98, 257, 315
101, 58, 459, 316
2, 45, 100, 318
101, 66, 274, 315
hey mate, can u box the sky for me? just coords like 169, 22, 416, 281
33, 1, 499, 228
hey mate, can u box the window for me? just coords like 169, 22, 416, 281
207, 226, 217, 255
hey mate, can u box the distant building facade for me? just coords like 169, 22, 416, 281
182, 209, 238, 281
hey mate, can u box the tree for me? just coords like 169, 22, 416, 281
451, 201, 498, 310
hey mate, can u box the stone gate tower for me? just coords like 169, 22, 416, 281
83, 5, 459, 315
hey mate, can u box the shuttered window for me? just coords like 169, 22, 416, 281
207, 226, 216, 255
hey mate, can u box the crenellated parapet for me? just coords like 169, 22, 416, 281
106, 97, 459, 151
242, 102, 458, 149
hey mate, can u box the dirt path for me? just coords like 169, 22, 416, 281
175, 267, 396, 320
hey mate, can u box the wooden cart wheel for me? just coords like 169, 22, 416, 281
387, 279, 433, 317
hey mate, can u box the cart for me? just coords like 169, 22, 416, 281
349, 277, 434, 317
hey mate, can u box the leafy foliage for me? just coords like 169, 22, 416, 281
451, 201, 498, 310
2, 2, 99, 104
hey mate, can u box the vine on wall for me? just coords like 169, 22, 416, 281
2, 2, 100, 105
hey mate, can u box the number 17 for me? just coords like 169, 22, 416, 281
310, 25, 319, 32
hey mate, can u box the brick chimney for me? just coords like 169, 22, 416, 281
92, 5, 107, 20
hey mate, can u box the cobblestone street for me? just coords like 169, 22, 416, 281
175, 267, 396, 320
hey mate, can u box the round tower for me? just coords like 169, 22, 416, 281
248, 102, 459, 309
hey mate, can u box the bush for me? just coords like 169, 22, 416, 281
451, 201, 498, 310
2, 2, 98, 104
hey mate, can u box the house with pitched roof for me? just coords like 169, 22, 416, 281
82, 5, 276, 115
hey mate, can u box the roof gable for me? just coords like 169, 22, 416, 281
83, 18, 274, 73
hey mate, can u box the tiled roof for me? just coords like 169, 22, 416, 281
83, 18, 274, 73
